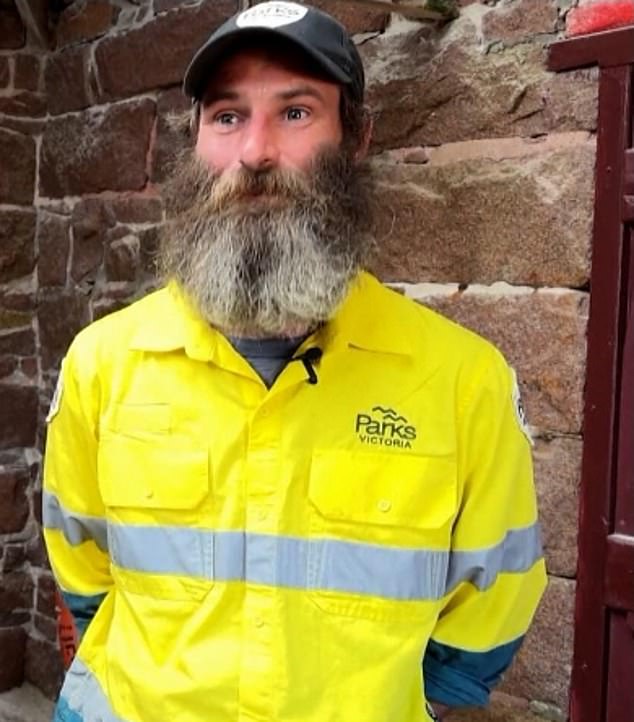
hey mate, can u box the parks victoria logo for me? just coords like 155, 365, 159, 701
355, 406, 417, 449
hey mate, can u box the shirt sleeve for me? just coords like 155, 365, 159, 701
423, 349, 547, 707
42, 339, 112, 638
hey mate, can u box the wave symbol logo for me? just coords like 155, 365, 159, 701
356, 406, 417, 449
371, 406, 408, 423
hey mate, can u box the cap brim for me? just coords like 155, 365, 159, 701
183, 27, 352, 100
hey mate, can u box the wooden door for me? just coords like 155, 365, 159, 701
604, 138, 634, 722
549, 27, 634, 722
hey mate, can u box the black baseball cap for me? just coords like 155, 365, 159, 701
183, 1, 365, 103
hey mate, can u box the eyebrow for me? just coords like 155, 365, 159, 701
277, 85, 327, 103
202, 84, 327, 107
201, 89, 239, 107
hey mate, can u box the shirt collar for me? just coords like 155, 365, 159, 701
324, 272, 414, 357
129, 272, 413, 360
129, 282, 218, 361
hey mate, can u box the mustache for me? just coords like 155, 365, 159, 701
163, 148, 352, 219
205, 166, 312, 212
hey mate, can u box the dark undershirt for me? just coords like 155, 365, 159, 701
228, 334, 309, 387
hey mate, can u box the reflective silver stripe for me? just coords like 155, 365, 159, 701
314, 537, 447, 600
246, 533, 310, 589
108, 526, 448, 600
110, 524, 214, 578
215, 530, 245, 581
446, 523, 543, 593
42, 490, 108, 552
57, 656, 127, 722
106, 521, 542, 601
227, 532, 448, 599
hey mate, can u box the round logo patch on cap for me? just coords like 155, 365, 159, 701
236, 1, 308, 29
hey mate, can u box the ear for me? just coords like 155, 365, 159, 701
354, 113, 373, 162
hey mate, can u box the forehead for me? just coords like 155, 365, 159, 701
200, 42, 342, 102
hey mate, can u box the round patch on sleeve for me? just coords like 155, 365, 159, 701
236, 2, 308, 28
511, 368, 533, 446
46, 366, 64, 424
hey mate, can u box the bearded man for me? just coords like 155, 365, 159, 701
42, 3, 546, 722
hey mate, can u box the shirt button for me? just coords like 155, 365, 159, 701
377, 499, 391, 513
145, 490, 154, 500
257, 509, 267, 521
254, 617, 265, 628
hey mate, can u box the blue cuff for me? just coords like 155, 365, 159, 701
54, 694, 84, 722
423, 636, 524, 707
62, 591, 107, 638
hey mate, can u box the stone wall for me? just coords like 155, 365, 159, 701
0, 0, 61, 698
0, 0, 596, 719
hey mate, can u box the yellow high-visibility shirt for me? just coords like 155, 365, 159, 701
43, 272, 546, 722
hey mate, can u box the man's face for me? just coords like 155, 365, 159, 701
159, 46, 374, 339
195, 48, 343, 175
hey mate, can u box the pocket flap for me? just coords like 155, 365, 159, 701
309, 450, 456, 529
99, 437, 209, 510
110, 403, 172, 436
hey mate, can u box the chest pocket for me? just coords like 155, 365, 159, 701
306, 450, 456, 621
98, 404, 213, 601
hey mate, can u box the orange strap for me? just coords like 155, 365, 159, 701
55, 590, 78, 669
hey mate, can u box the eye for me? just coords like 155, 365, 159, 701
214, 111, 239, 126
285, 107, 309, 121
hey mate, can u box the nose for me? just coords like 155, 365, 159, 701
239, 115, 279, 173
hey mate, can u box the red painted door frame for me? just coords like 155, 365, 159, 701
548, 26, 634, 722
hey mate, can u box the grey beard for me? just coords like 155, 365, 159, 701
159, 150, 374, 337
